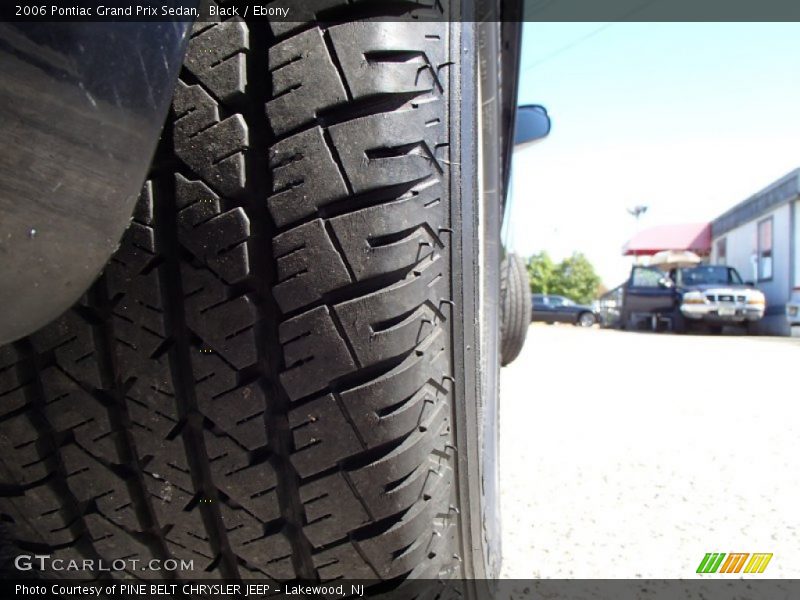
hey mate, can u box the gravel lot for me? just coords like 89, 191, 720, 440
499, 324, 800, 578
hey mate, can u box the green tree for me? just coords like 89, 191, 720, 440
553, 253, 602, 305
526, 251, 557, 294
526, 251, 603, 305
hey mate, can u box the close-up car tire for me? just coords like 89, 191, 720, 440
0, 11, 507, 589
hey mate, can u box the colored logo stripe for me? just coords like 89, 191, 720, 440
719, 553, 749, 573
744, 553, 773, 574
697, 553, 726, 573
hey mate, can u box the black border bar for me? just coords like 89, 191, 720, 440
4, 579, 800, 599
4, 0, 800, 23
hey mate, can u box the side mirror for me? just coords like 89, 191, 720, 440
744, 280, 755, 286
514, 104, 551, 149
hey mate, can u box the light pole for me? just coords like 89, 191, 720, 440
626, 205, 649, 264
627, 205, 649, 221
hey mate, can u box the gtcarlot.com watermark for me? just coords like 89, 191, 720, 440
14, 554, 193, 572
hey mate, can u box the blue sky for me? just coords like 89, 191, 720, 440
510, 22, 800, 286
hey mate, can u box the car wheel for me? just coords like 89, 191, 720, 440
0, 16, 499, 584
500, 253, 531, 365
577, 311, 596, 327
671, 312, 688, 334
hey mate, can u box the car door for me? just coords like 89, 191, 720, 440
624, 266, 676, 315
547, 296, 573, 323
531, 294, 551, 321
560, 296, 584, 323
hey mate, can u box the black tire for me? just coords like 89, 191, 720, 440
671, 312, 688, 334
500, 253, 530, 366
0, 15, 493, 584
576, 311, 596, 328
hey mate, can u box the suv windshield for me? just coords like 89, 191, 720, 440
679, 266, 742, 286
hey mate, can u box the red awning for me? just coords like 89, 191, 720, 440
623, 223, 712, 256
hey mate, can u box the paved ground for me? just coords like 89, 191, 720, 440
499, 324, 800, 579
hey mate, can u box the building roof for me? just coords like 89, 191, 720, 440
622, 222, 712, 256
712, 168, 800, 237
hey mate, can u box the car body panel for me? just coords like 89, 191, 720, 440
0, 21, 192, 343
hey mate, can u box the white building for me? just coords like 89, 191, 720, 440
710, 168, 800, 335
